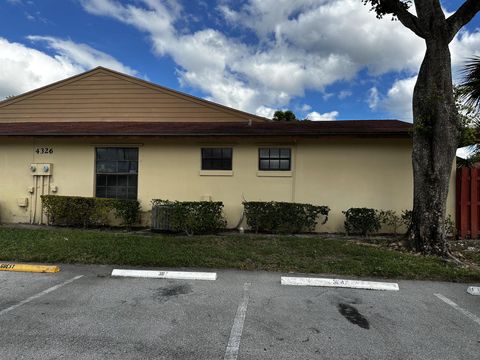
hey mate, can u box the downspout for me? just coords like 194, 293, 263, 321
32, 176, 38, 224
40, 175, 44, 224
233, 119, 253, 231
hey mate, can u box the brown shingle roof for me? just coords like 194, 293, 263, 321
0, 120, 411, 137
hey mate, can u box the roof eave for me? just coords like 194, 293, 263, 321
0, 132, 412, 138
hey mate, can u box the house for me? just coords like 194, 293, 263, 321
0, 67, 455, 232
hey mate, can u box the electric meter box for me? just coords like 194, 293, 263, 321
17, 198, 28, 207
30, 163, 53, 176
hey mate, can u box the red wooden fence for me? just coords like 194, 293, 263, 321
456, 166, 480, 239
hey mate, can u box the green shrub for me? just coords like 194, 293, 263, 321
345, 209, 407, 236
151, 200, 226, 235
42, 195, 97, 227
378, 210, 402, 235
92, 199, 112, 226
444, 214, 457, 238
110, 199, 141, 227
41, 195, 140, 228
343, 208, 381, 236
243, 201, 330, 234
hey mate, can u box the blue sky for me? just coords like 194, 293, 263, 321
0, 0, 479, 122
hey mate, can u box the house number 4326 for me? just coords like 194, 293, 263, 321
35, 147, 53, 154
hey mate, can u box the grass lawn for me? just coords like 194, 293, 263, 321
0, 226, 479, 282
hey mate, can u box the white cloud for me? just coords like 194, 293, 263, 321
322, 92, 334, 100
300, 104, 312, 111
79, 0, 480, 118
306, 110, 339, 121
457, 146, 476, 159
338, 90, 352, 99
380, 77, 416, 121
370, 17, 480, 121
367, 77, 416, 121
27, 36, 136, 75
451, 30, 480, 79
0, 36, 135, 99
368, 87, 379, 110
220, 0, 425, 74
255, 105, 276, 118
377, 29, 480, 121
80, 0, 425, 114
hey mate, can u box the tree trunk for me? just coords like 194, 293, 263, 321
411, 35, 459, 255
362, 0, 480, 255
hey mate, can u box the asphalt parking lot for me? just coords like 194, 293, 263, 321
0, 265, 479, 360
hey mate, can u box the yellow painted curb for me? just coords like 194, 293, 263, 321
0, 263, 60, 273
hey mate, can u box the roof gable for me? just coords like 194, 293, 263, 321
0, 67, 267, 123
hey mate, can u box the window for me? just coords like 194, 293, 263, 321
201, 148, 232, 170
259, 148, 291, 171
95, 147, 138, 200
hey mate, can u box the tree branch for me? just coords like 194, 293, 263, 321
393, 1, 425, 38
446, 0, 480, 41
366, 0, 425, 38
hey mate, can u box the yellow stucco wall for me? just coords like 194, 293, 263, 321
0, 137, 456, 232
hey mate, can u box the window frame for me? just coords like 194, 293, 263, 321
258, 147, 292, 171
200, 147, 233, 171
94, 147, 139, 200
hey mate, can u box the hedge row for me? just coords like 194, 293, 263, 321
243, 201, 330, 234
151, 200, 226, 235
343, 208, 456, 237
41, 195, 140, 228
40, 196, 456, 237
150, 200, 330, 235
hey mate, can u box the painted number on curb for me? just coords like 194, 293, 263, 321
158, 271, 166, 277
0, 264, 15, 269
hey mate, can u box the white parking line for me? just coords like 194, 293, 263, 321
111, 269, 217, 281
281, 276, 399, 291
0, 275, 83, 316
224, 282, 251, 360
434, 293, 480, 326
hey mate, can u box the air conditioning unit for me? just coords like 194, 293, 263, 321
151, 204, 174, 232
